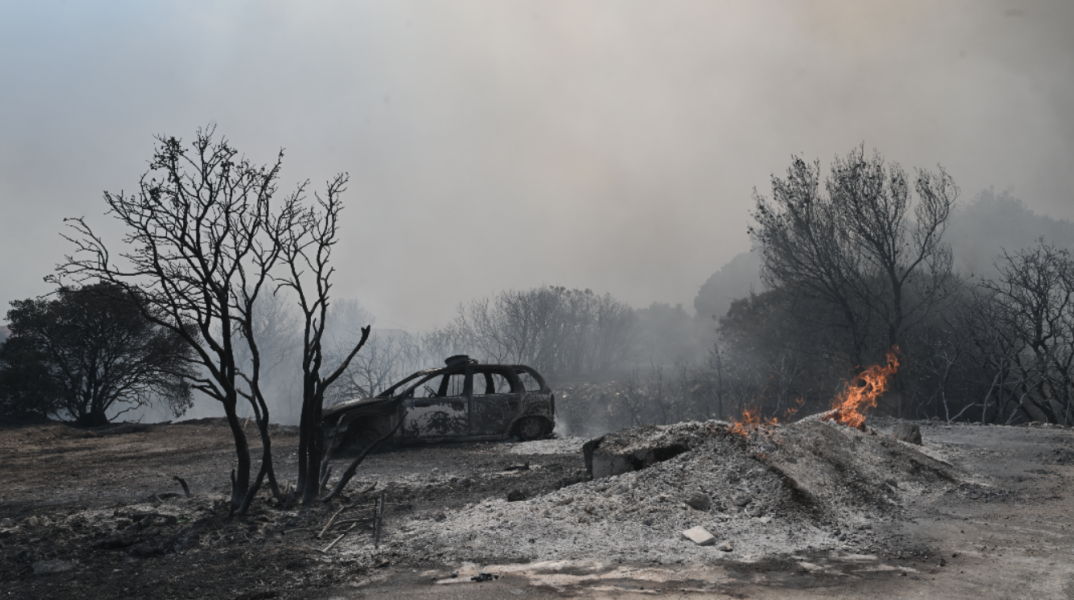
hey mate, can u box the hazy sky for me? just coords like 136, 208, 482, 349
2, 1, 1071, 330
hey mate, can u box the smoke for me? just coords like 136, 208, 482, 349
1, 1, 1072, 331
948, 188, 1074, 277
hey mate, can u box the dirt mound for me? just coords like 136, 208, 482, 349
764, 419, 958, 519
398, 418, 963, 563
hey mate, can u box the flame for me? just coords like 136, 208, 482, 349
822, 348, 900, 430
784, 397, 805, 418
729, 406, 778, 436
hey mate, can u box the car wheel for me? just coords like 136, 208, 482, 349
516, 417, 545, 441
345, 426, 382, 453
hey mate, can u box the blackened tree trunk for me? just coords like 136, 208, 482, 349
275, 174, 372, 503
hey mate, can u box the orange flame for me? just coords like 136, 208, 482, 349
822, 348, 900, 430
729, 406, 778, 436
784, 397, 805, 418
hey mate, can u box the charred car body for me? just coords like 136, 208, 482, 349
322, 355, 555, 454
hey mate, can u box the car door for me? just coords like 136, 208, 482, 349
468, 366, 522, 436
401, 369, 471, 440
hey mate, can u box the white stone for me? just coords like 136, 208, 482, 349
681, 526, 716, 546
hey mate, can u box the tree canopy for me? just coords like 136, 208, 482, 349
0, 282, 195, 425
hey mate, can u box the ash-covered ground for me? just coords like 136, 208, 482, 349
388, 418, 959, 566
2, 417, 1074, 599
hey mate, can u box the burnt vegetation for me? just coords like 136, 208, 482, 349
1, 139, 1073, 519
2, 135, 1074, 600
31, 127, 373, 513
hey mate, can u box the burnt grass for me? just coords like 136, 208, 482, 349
3, 417, 1074, 598
0, 419, 585, 600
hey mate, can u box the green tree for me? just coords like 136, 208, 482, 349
0, 282, 195, 426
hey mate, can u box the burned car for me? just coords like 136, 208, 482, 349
322, 355, 555, 454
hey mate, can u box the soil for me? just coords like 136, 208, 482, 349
2, 417, 1074, 599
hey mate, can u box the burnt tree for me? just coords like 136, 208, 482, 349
274, 174, 371, 503
55, 128, 293, 513
748, 146, 958, 415
980, 242, 1074, 424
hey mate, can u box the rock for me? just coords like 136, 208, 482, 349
471, 571, 498, 582
374, 557, 390, 568
507, 489, 526, 502
732, 495, 752, 508
450, 570, 459, 578
718, 541, 734, 552
686, 493, 712, 511
0, 518, 13, 528
434, 512, 447, 522
938, 557, 947, 567
681, 526, 716, 546
24, 516, 39, 527
892, 422, 922, 445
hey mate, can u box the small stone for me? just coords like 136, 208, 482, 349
718, 541, 734, 552
507, 489, 526, 502
681, 526, 716, 546
24, 516, 39, 527
0, 518, 13, 528
374, 557, 390, 568
732, 495, 752, 508
32, 560, 75, 574
434, 512, 447, 522
450, 570, 459, 578
686, 493, 712, 512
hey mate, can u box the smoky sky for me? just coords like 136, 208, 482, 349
1, 0, 1072, 330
